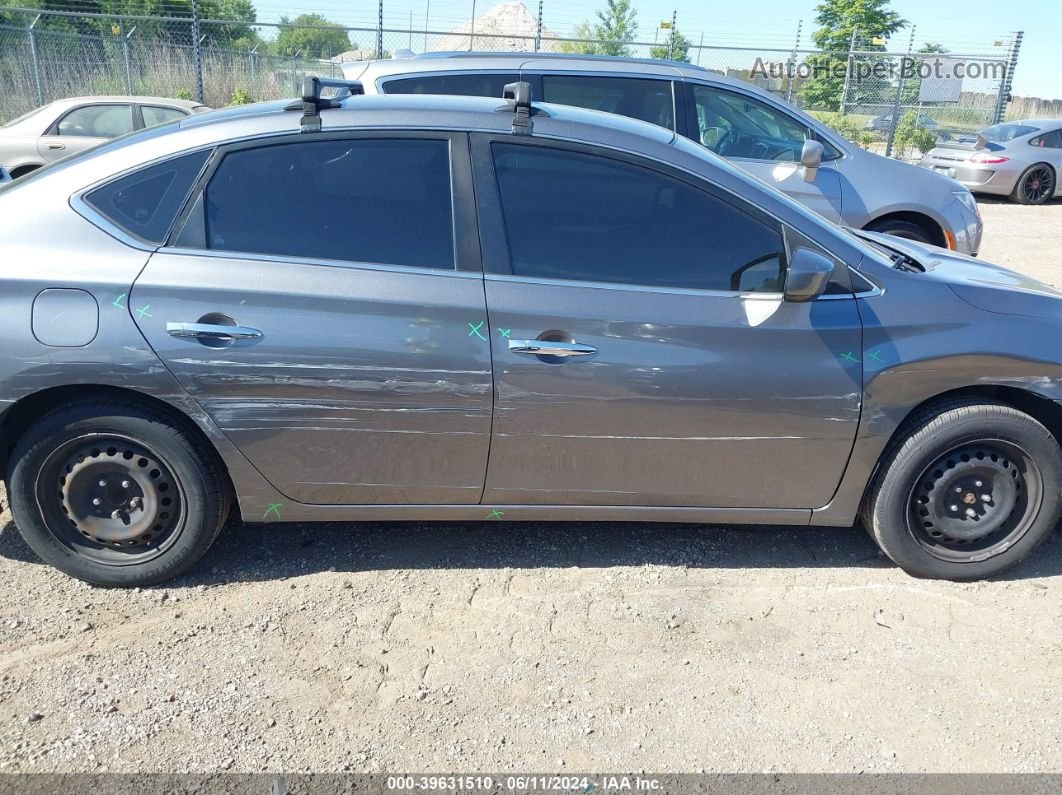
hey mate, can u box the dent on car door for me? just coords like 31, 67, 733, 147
129, 132, 493, 505
685, 83, 844, 223
471, 134, 862, 509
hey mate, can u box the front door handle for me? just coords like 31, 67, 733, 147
508, 339, 597, 357
166, 321, 263, 343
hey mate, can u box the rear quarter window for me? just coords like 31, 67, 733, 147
83, 149, 210, 244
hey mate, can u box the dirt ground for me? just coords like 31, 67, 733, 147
0, 199, 1061, 776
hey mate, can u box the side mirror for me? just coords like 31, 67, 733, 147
800, 139, 824, 183
785, 247, 835, 303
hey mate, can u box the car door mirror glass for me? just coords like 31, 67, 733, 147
785, 246, 834, 302
800, 139, 823, 183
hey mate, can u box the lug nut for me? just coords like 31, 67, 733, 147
975, 480, 983, 488
982, 494, 992, 503
92, 497, 101, 506
950, 504, 959, 512
966, 508, 977, 518
121, 480, 130, 489
98, 479, 107, 487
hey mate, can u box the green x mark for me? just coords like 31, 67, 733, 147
498, 328, 511, 338
486, 509, 504, 520
112, 292, 126, 309
135, 304, 152, 320
467, 321, 486, 340
263, 502, 282, 520
841, 351, 861, 363
868, 350, 885, 364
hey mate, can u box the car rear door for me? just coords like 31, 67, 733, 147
130, 131, 493, 506
472, 133, 862, 509
683, 83, 844, 223
37, 103, 135, 163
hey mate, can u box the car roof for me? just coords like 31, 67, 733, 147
1015, 119, 1062, 127
48, 96, 204, 110
351, 51, 753, 90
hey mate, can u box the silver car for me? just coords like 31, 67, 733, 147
0, 95, 208, 178
0, 79, 1060, 588
343, 53, 984, 255
920, 120, 1062, 205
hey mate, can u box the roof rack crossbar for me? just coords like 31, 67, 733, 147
288, 76, 364, 133
501, 81, 534, 136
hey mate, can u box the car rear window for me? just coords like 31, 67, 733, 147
383, 73, 519, 98
979, 123, 1038, 142
84, 149, 210, 244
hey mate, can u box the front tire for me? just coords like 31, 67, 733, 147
865, 218, 936, 246
1010, 163, 1055, 205
861, 399, 1062, 580
7, 399, 229, 587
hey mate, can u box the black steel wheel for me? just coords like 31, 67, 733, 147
862, 399, 1062, 580
8, 397, 229, 587
1012, 163, 1055, 205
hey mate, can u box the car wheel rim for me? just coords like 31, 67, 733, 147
1023, 167, 1054, 202
36, 434, 185, 566
907, 441, 1042, 564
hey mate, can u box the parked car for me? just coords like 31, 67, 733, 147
0, 96, 209, 178
0, 79, 1060, 588
919, 120, 1062, 205
342, 53, 982, 255
866, 111, 939, 132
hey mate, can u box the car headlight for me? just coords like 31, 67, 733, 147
953, 189, 980, 218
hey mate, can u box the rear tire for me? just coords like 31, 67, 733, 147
865, 218, 936, 246
1010, 163, 1055, 205
861, 399, 1062, 580
7, 399, 228, 587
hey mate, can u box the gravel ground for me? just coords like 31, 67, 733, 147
0, 199, 1061, 776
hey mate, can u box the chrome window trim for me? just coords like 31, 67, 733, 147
160, 246, 482, 280
69, 192, 158, 253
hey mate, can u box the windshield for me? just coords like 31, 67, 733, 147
979, 123, 1038, 142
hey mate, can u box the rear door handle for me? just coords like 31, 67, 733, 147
166, 321, 263, 343
508, 339, 597, 357
46, 143, 65, 150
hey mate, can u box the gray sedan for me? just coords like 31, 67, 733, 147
0, 80, 1060, 587
920, 120, 1062, 204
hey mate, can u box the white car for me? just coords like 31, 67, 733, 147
0, 96, 208, 178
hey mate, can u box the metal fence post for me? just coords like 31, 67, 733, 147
667, 10, 676, 60
190, 0, 205, 103
27, 14, 43, 108
121, 20, 136, 95
992, 31, 1023, 125
884, 25, 916, 159
534, 0, 542, 52
291, 50, 299, 94
695, 32, 703, 66
839, 27, 858, 115
376, 0, 384, 58
785, 19, 802, 104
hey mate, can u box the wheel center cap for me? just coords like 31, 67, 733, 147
962, 491, 978, 506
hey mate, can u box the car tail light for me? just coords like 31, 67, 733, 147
970, 152, 1009, 165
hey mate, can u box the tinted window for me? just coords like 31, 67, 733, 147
542, 75, 675, 130
692, 85, 824, 162
1030, 130, 1062, 149
492, 143, 785, 292
142, 106, 187, 127
980, 123, 1038, 142
384, 73, 518, 98
85, 149, 210, 244
56, 104, 134, 138
203, 138, 454, 269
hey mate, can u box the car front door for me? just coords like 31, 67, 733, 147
684, 83, 844, 223
130, 132, 493, 505
37, 103, 135, 163
472, 134, 862, 510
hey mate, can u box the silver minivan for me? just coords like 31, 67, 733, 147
345, 53, 983, 255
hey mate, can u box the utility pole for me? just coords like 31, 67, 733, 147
424, 0, 430, 51
885, 24, 917, 158
668, 9, 676, 60
992, 31, 1023, 125
786, 19, 802, 103
190, 0, 205, 103
838, 27, 858, 116
534, 0, 542, 52
469, 0, 476, 51
376, 0, 384, 59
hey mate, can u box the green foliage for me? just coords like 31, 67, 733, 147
274, 13, 350, 58
799, 0, 907, 112
175, 88, 193, 100
228, 86, 252, 105
559, 0, 637, 57
809, 110, 875, 148
650, 29, 691, 63
893, 109, 937, 155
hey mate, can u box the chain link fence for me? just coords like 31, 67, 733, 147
0, 6, 1022, 161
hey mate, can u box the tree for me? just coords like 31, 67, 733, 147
275, 13, 351, 58
799, 0, 907, 112
559, 0, 637, 57
650, 29, 691, 63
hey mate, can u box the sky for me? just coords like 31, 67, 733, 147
250, 0, 1060, 100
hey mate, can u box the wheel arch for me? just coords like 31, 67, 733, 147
864, 211, 948, 248
0, 384, 239, 518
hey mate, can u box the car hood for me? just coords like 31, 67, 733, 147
856, 231, 1062, 319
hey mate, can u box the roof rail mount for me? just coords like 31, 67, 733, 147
500, 81, 537, 136
287, 76, 364, 133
